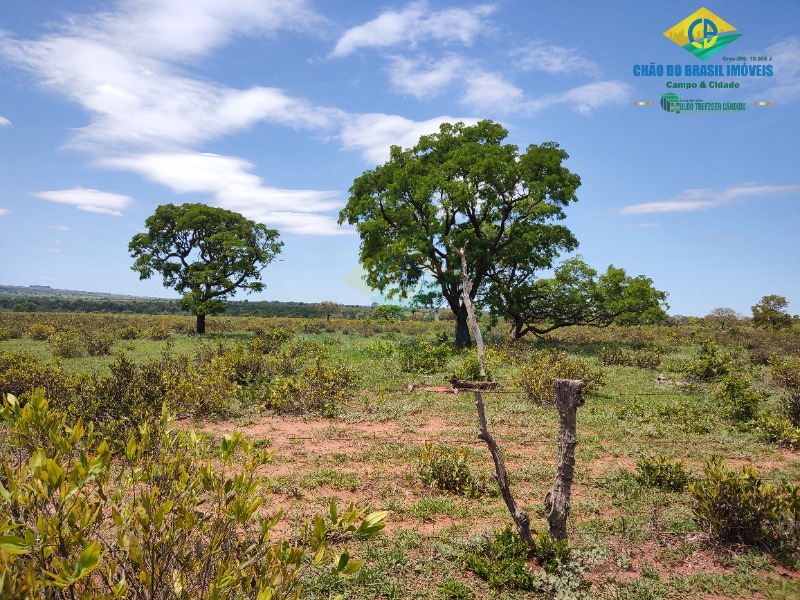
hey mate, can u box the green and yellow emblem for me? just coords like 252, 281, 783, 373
664, 7, 741, 60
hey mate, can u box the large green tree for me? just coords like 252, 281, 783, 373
339, 120, 580, 346
129, 203, 282, 333
339, 120, 666, 344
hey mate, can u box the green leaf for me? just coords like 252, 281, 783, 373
75, 541, 102, 578
0, 534, 33, 555
342, 558, 365, 574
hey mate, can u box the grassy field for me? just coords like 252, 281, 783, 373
1, 312, 799, 598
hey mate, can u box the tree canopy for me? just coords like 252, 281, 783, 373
751, 295, 791, 330
339, 120, 666, 344
129, 203, 282, 333
487, 256, 668, 338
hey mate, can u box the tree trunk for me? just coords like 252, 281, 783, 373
543, 379, 585, 541
509, 315, 525, 340
454, 305, 472, 347
196, 314, 206, 334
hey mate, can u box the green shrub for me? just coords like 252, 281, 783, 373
752, 415, 800, 449
144, 321, 172, 341
264, 358, 360, 417
437, 580, 476, 599
364, 339, 396, 358
269, 339, 329, 376
0, 391, 386, 599
88, 351, 238, 434
0, 325, 23, 341
531, 532, 572, 574
48, 329, 85, 358
597, 346, 625, 366
690, 457, 799, 549
713, 373, 766, 423
24, 322, 56, 340
461, 526, 536, 591
769, 355, 800, 426
0, 351, 84, 409
398, 341, 451, 374
417, 442, 483, 497
83, 329, 116, 356
636, 455, 691, 492
598, 346, 664, 370
250, 328, 292, 354
513, 350, 605, 404
453, 348, 505, 381
117, 324, 140, 340
211, 340, 271, 385
684, 341, 732, 381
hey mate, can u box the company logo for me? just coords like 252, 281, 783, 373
663, 7, 741, 60
660, 93, 680, 113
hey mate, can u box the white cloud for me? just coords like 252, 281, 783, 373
619, 183, 800, 215
331, 2, 495, 57
101, 152, 346, 235
46, 225, 71, 231
2, 35, 342, 151
524, 80, 630, 115
0, 116, 10, 127
72, 0, 324, 62
32, 188, 134, 216
760, 37, 800, 102
340, 113, 480, 164
462, 71, 524, 112
0, 0, 354, 235
634, 222, 661, 228
387, 54, 464, 98
513, 42, 598, 76
0, 208, 9, 215
386, 54, 524, 112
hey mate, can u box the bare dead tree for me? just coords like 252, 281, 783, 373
454, 243, 535, 547
474, 390, 536, 548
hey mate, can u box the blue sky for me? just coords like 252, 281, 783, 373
1, 0, 798, 317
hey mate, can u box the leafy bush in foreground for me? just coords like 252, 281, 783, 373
0, 391, 386, 599
417, 442, 484, 497
690, 457, 799, 550
461, 527, 536, 591
636, 455, 691, 492
461, 527, 573, 592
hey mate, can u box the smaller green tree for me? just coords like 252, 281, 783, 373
129, 203, 282, 333
317, 300, 341, 322
751, 295, 791, 330
486, 256, 668, 339
705, 307, 742, 330
369, 304, 405, 321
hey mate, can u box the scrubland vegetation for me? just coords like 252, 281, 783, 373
1, 311, 799, 598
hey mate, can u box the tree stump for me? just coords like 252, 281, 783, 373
543, 379, 585, 541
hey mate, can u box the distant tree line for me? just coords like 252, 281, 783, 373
0, 289, 372, 319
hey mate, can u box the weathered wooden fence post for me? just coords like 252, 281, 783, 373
543, 378, 585, 541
